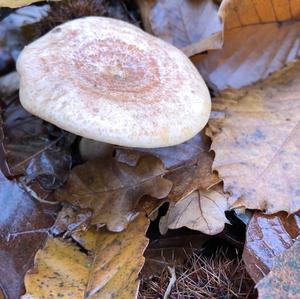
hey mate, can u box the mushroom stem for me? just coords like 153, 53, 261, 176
79, 137, 113, 161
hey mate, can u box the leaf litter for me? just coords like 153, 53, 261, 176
1, 0, 300, 298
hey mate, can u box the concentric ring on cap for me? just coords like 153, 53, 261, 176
17, 17, 211, 148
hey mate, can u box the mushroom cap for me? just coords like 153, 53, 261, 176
17, 17, 211, 148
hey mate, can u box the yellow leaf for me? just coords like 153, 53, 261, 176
208, 60, 300, 213
0, 0, 59, 8
193, 0, 300, 90
22, 214, 149, 299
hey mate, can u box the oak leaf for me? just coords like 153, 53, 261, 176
115, 133, 220, 201
54, 156, 172, 232
22, 214, 149, 299
193, 0, 300, 90
243, 212, 300, 283
256, 237, 300, 299
160, 185, 229, 235
209, 61, 300, 213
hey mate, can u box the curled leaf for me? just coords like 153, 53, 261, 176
160, 185, 229, 235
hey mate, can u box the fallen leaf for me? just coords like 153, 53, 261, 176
243, 212, 300, 283
209, 60, 300, 213
22, 214, 149, 299
166, 149, 220, 201
256, 236, 300, 299
0, 4, 50, 59
0, 0, 59, 8
115, 133, 205, 170
55, 156, 172, 232
137, 0, 222, 55
193, 0, 300, 90
115, 133, 220, 201
0, 171, 58, 299
50, 205, 92, 237
1, 95, 73, 189
160, 185, 229, 235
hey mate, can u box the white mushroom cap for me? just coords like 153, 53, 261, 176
16, 17, 211, 148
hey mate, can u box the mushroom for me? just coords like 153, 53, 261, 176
16, 17, 211, 152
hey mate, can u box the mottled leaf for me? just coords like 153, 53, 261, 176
256, 237, 300, 299
243, 212, 300, 283
0, 171, 58, 299
209, 61, 300, 213
22, 214, 149, 299
193, 0, 300, 90
55, 156, 172, 232
160, 185, 229, 235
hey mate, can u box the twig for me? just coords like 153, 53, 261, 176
163, 266, 176, 299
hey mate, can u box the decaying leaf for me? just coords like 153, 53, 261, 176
243, 212, 300, 283
115, 133, 205, 170
209, 60, 300, 213
0, 171, 58, 299
193, 0, 300, 90
55, 156, 172, 232
50, 205, 92, 237
256, 237, 300, 299
115, 133, 220, 202
22, 214, 149, 299
1, 95, 73, 188
160, 185, 229, 235
0, 4, 50, 59
137, 0, 222, 55
0, 0, 59, 8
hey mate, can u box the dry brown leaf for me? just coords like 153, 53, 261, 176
209, 61, 300, 213
22, 214, 149, 299
160, 185, 229, 235
193, 0, 300, 90
243, 212, 300, 283
54, 156, 172, 232
0, 0, 59, 8
137, 0, 222, 55
115, 133, 220, 202
256, 236, 300, 299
